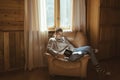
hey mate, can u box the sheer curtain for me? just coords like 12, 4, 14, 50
72, 0, 86, 33
24, 0, 48, 70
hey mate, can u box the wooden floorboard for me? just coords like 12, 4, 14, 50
0, 58, 120, 80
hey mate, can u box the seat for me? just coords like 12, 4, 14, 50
45, 31, 90, 78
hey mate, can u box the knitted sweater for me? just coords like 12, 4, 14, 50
47, 37, 75, 55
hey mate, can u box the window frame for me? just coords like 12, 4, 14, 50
47, 0, 72, 31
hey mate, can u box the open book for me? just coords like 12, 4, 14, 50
64, 49, 73, 57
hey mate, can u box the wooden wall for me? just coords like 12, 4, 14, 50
87, 0, 100, 48
0, 0, 24, 72
87, 0, 120, 59
99, 0, 120, 59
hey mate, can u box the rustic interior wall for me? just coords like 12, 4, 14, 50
87, 0, 120, 59
0, 0, 24, 72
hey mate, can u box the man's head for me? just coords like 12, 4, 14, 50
55, 28, 63, 33
55, 28, 63, 39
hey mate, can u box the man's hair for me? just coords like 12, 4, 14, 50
55, 28, 63, 33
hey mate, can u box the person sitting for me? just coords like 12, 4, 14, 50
47, 28, 111, 76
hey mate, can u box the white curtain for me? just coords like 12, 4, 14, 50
24, 0, 48, 70
72, 0, 86, 33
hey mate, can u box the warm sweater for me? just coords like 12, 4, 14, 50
47, 37, 75, 55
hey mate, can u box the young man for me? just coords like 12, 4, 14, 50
47, 28, 111, 76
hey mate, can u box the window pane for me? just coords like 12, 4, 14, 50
46, 0, 54, 27
60, 0, 72, 28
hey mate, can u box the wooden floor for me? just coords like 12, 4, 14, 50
87, 57, 120, 80
0, 57, 120, 80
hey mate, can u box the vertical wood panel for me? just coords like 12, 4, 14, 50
88, 0, 120, 60
116, 27, 120, 56
87, 0, 100, 48
0, 32, 4, 71
99, 0, 120, 59
9, 31, 25, 70
100, 0, 120, 8
9, 32, 16, 68
20, 32, 25, 67
15, 32, 20, 67
0, 0, 24, 72
4, 32, 10, 71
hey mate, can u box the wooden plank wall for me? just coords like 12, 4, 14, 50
98, 0, 120, 59
0, 32, 4, 71
0, 0, 24, 72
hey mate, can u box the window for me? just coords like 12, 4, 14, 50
46, 0, 54, 28
46, 0, 72, 31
